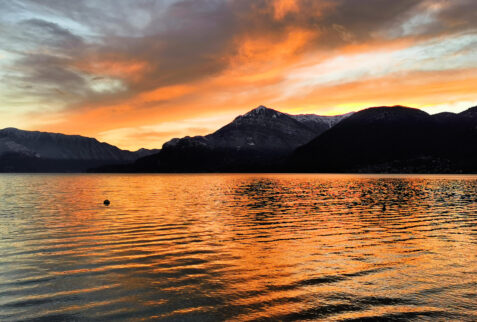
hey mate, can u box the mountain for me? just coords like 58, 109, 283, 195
290, 112, 354, 133
0, 128, 159, 172
133, 148, 161, 159
290, 105, 477, 173
96, 106, 353, 172
9, 105, 474, 174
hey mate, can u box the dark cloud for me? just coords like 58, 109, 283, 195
20, 18, 84, 49
72, 0, 421, 91
432, 0, 477, 34
1, 0, 476, 113
17, 54, 85, 89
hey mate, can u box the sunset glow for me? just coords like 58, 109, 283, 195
0, 0, 476, 150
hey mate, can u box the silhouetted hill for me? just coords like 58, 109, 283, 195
0, 128, 159, 172
290, 106, 477, 173
95, 106, 353, 172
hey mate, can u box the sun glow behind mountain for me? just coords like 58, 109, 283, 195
0, 0, 476, 150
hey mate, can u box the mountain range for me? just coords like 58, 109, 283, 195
97, 105, 477, 173
0, 128, 159, 172
95, 106, 353, 172
291, 105, 477, 173
2, 104, 476, 173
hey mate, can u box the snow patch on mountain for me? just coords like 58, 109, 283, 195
161, 106, 355, 154
0, 137, 39, 157
290, 112, 354, 128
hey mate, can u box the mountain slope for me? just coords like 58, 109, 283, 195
102, 106, 352, 172
290, 106, 477, 173
290, 112, 354, 134
0, 128, 159, 172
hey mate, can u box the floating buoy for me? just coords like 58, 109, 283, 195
382, 204, 386, 211
104, 199, 110, 206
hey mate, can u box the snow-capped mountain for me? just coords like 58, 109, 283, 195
116, 105, 353, 172
290, 112, 354, 133
92, 104, 477, 173
164, 106, 352, 152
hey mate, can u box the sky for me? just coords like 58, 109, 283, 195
0, 0, 476, 150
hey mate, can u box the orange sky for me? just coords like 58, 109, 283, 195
0, 0, 476, 150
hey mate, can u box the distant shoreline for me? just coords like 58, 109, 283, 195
2, 171, 477, 175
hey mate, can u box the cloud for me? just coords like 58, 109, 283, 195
20, 18, 84, 49
272, 0, 300, 20
279, 68, 477, 115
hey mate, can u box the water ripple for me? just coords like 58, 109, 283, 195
0, 174, 476, 321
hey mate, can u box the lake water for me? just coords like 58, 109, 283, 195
0, 174, 476, 321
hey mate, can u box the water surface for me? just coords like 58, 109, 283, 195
0, 174, 476, 321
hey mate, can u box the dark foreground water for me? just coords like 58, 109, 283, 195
0, 174, 476, 321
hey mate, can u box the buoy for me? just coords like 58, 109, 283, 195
382, 204, 386, 211
104, 199, 110, 206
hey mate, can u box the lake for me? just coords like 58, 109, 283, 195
0, 174, 476, 321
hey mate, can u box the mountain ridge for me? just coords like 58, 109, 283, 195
290, 105, 477, 173
0, 128, 159, 172
2, 104, 476, 173
108, 105, 354, 172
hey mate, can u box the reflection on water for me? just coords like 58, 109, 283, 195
0, 174, 476, 321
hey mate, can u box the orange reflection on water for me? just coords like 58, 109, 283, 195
0, 174, 476, 321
